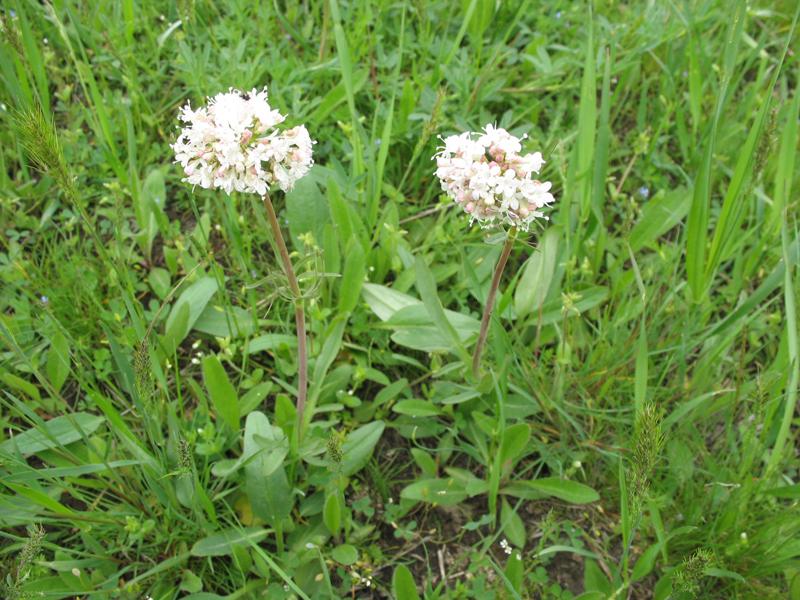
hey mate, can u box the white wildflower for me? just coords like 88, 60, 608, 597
499, 538, 512, 555
433, 124, 555, 230
172, 87, 315, 196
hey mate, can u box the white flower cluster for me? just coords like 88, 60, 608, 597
172, 87, 314, 195
434, 124, 555, 230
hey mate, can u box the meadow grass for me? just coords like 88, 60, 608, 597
0, 1, 799, 598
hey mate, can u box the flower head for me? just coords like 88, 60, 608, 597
433, 125, 554, 230
172, 87, 314, 195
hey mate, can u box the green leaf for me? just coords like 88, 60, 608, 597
392, 564, 420, 600
705, 567, 746, 583
400, 478, 467, 506
685, 0, 746, 301
331, 544, 358, 565
629, 188, 691, 252
0, 413, 104, 455
502, 478, 599, 504
164, 276, 218, 346
286, 168, 330, 247
414, 256, 471, 361
202, 355, 240, 431
515, 228, 559, 317
501, 498, 526, 548
148, 267, 171, 299
1, 372, 41, 403
392, 400, 441, 417
45, 330, 70, 393
387, 304, 480, 353
338, 239, 366, 315
163, 302, 190, 355
499, 423, 531, 466
243, 411, 292, 525
504, 549, 524, 595
193, 304, 255, 339
583, 559, 612, 594
763, 484, 800, 499
341, 420, 385, 476
246, 334, 297, 354
190, 527, 268, 557
631, 542, 662, 582
362, 282, 417, 320
323, 489, 342, 537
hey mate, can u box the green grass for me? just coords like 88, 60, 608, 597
1, 1, 799, 598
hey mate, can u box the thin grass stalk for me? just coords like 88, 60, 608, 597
473, 229, 516, 378
262, 192, 308, 436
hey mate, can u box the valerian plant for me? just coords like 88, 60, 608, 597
172, 87, 315, 435
433, 124, 555, 377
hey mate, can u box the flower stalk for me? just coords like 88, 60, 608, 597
473, 228, 516, 379
263, 192, 308, 434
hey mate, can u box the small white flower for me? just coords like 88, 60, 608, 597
172, 87, 315, 196
499, 538, 512, 555
433, 124, 555, 230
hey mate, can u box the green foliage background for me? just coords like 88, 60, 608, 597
0, 0, 798, 598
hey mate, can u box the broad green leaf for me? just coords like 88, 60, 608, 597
331, 544, 358, 565
341, 420, 385, 476
415, 256, 470, 361
190, 527, 268, 557
164, 276, 218, 345
286, 169, 330, 247
392, 400, 441, 417
392, 564, 420, 600
0, 413, 104, 455
385, 303, 480, 353
400, 478, 467, 506
243, 412, 292, 525
202, 355, 239, 431
1, 372, 41, 403
323, 490, 343, 537
502, 478, 599, 504
338, 240, 366, 315
501, 498, 526, 548
504, 549, 524, 594
148, 267, 171, 299
246, 334, 297, 354
583, 559, 612, 594
411, 448, 437, 477
499, 423, 531, 466
45, 330, 70, 393
629, 188, 691, 252
163, 302, 190, 355
4, 482, 74, 516
515, 228, 559, 317
631, 542, 662, 582
362, 282, 418, 321
194, 304, 255, 339
705, 568, 746, 583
